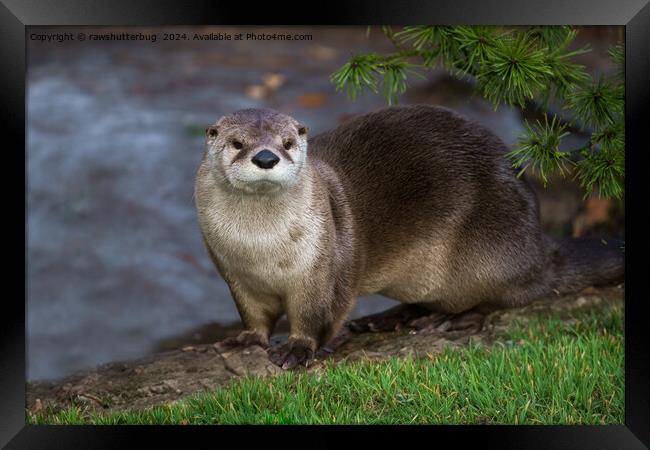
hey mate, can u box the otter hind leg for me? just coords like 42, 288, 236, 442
408, 308, 487, 335
348, 303, 432, 333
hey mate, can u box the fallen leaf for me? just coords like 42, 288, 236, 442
245, 85, 268, 100
308, 45, 339, 61
580, 287, 598, 295
262, 73, 285, 90
298, 93, 327, 108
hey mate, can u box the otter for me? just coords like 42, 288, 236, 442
194, 105, 624, 369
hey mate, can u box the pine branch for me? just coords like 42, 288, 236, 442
452, 26, 502, 77
608, 43, 625, 81
330, 54, 379, 100
527, 25, 573, 49
330, 26, 625, 199
394, 26, 461, 69
537, 29, 591, 107
477, 33, 554, 108
565, 75, 624, 129
330, 52, 422, 104
575, 143, 624, 199
507, 114, 572, 185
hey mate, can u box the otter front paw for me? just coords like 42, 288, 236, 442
268, 339, 315, 370
214, 330, 269, 353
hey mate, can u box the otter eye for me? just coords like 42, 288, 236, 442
284, 140, 294, 150
232, 140, 243, 149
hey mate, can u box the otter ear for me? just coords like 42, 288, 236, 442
206, 126, 219, 139
296, 124, 308, 137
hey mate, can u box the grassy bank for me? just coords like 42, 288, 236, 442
29, 306, 623, 425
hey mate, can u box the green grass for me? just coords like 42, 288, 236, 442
29, 306, 623, 425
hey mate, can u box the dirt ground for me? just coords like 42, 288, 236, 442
26, 285, 624, 417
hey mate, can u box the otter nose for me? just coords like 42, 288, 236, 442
251, 149, 280, 169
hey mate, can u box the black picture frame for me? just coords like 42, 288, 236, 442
2, 0, 648, 448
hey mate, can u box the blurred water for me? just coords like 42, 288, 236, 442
27, 26, 596, 381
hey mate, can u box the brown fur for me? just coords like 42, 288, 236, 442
195, 105, 624, 368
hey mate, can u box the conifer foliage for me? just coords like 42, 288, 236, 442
331, 26, 624, 199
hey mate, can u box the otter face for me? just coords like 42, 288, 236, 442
205, 108, 308, 195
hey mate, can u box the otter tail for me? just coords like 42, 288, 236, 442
546, 236, 625, 294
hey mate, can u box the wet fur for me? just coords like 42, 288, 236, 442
195, 105, 624, 361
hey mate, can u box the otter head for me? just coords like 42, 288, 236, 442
205, 108, 308, 195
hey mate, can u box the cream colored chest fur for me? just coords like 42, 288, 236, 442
196, 173, 324, 296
